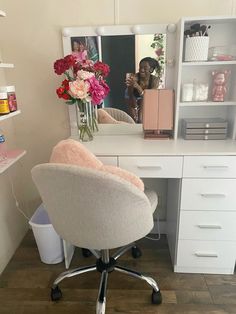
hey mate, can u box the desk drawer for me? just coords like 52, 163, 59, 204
181, 179, 236, 211
183, 156, 236, 178
177, 240, 236, 271
179, 211, 236, 241
118, 156, 183, 178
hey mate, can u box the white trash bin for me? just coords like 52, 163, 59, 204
29, 204, 64, 264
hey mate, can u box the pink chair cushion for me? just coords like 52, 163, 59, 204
50, 139, 144, 191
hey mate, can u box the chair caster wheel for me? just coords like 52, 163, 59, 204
82, 248, 92, 257
51, 286, 62, 301
151, 290, 162, 305
131, 246, 142, 258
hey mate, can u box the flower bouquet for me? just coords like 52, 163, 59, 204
54, 55, 110, 141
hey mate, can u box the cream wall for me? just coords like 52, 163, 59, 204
0, 0, 235, 273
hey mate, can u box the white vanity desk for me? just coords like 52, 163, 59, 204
71, 128, 236, 275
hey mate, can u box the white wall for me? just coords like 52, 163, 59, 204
0, 0, 235, 273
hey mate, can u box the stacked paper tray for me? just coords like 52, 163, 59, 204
182, 118, 228, 140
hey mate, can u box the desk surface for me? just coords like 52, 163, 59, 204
71, 133, 236, 156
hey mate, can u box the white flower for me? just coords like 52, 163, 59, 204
69, 80, 91, 101
77, 70, 95, 80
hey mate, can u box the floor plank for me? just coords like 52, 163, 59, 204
0, 230, 235, 314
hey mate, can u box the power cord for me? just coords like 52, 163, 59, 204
145, 216, 161, 241
8, 172, 30, 221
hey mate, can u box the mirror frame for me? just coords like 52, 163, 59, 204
61, 23, 177, 135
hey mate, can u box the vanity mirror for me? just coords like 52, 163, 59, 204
62, 24, 176, 132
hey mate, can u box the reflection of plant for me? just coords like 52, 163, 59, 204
150, 33, 165, 85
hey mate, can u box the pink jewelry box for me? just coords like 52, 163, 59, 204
143, 89, 174, 139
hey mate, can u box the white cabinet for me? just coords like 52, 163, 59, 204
174, 17, 236, 139
175, 155, 236, 274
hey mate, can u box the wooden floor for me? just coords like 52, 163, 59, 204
0, 231, 236, 314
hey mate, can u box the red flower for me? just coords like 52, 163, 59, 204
56, 82, 71, 100
54, 55, 77, 75
62, 79, 70, 90
93, 61, 110, 77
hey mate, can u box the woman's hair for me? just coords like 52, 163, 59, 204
139, 57, 160, 73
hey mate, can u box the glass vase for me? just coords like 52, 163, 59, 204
75, 101, 93, 142
90, 104, 99, 133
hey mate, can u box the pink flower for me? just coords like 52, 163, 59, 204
69, 80, 90, 100
88, 77, 106, 105
54, 54, 110, 105
155, 48, 164, 57
100, 79, 110, 97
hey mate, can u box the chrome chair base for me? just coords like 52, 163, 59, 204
51, 245, 162, 314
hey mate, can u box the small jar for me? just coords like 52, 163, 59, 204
0, 86, 17, 112
182, 83, 193, 102
0, 92, 10, 115
6, 86, 17, 112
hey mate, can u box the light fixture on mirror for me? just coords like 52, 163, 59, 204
95, 26, 105, 36
167, 23, 177, 33
63, 28, 71, 37
131, 25, 142, 34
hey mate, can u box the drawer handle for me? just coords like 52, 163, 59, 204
197, 224, 222, 229
203, 165, 228, 170
137, 165, 162, 170
195, 252, 218, 258
200, 193, 226, 198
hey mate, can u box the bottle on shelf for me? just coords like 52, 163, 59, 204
0, 86, 17, 112
0, 128, 7, 161
0, 91, 10, 115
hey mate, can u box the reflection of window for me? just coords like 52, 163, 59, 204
151, 34, 166, 88
70, 36, 99, 62
135, 34, 166, 88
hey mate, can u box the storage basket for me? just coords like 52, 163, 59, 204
184, 36, 209, 62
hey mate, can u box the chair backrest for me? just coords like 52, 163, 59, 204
103, 108, 135, 124
31, 163, 153, 250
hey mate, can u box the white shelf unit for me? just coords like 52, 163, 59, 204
174, 16, 236, 139
0, 9, 25, 173
0, 150, 26, 174
0, 110, 21, 121
0, 63, 14, 68
0, 10, 6, 17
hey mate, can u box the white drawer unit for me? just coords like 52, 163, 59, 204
179, 211, 236, 241
176, 156, 236, 274
176, 240, 236, 274
118, 156, 183, 178
97, 156, 118, 166
181, 178, 236, 211
183, 156, 236, 178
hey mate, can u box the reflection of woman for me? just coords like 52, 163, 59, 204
125, 57, 160, 123
72, 40, 88, 62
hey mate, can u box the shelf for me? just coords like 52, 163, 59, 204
0, 63, 14, 68
0, 110, 21, 121
0, 149, 26, 174
0, 10, 6, 17
182, 61, 236, 66
179, 101, 236, 107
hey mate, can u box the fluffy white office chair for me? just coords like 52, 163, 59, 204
31, 163, 162, 313
98, 107, 135, 124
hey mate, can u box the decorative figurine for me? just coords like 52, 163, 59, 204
211, 70, 230, 102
